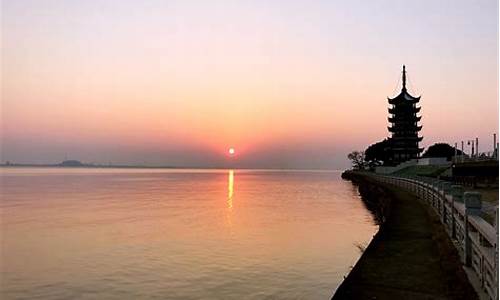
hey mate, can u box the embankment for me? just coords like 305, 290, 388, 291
333, 171, 477, 300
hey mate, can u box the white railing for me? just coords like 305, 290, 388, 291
365, 173, 499, 300
453, 151, 499, 163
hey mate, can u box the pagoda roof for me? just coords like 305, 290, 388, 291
387, 65, 421, 104
391, 136, 423, 142
388, 125, 422, 132
388, 115, 421, 123
389, 106, 420, 114
388, 90, 421, 104
391, 147, 424, 153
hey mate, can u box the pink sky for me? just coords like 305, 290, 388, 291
1, 0, 498, 169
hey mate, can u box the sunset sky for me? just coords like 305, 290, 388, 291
2, 0, 498, 169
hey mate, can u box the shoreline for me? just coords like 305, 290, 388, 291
332, 171, 477, 300
0, 165, 342, 172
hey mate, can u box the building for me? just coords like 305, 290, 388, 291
387, 65, 423, 165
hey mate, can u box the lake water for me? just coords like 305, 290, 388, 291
0, 168, 377, 299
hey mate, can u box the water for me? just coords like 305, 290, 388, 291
1, 168, 377, 299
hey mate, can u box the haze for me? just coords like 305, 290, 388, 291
1, 0, 498, 169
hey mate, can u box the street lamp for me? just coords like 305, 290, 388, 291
454, 142, 458, 161
466, 139, 475, 158
461, 141, 465, 162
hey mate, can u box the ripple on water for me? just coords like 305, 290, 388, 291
1, 169, 377, 299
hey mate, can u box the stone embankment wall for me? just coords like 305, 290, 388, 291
341, 171, 391, 226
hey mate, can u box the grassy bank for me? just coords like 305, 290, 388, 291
332, 172, 478, 300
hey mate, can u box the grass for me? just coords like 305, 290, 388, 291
393, 165, 450, 177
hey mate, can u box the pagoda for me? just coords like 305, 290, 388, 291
387, 65, 423, 165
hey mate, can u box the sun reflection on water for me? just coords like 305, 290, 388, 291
1, 168, 379, 299
227, 170, 234, 210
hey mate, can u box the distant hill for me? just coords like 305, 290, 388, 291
58, 160, 85, 167
0, 160, 179, 169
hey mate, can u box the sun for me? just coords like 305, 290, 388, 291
228, 148, 235, 155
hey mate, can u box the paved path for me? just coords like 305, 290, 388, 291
332, 178, 477, 300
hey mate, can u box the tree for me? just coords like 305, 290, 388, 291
422, 143, 464, 161
365, 139, 392, 166
347, 151, 366, 170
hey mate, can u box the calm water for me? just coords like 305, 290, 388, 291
1, 168, 377, 299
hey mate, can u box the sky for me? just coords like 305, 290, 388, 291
1, 0, 498, 169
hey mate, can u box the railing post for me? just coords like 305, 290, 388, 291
442, 183, 452, 224
418, 181, 422, 198
438, 181, 445, 213
435, 181, 443, 209
430, 180, 437, 207
424, 179, 431, 203
439, 182, 451, 217
416, 179, 419, 195
418, 180, 423, 199
450, 185, 464, 239
425, 179, 431, 202
464, 192, 482, 266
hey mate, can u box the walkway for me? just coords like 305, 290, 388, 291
332, 177, 478, 300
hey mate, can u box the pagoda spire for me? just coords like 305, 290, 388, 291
402, 65, 406, 92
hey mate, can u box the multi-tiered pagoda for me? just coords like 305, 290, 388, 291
387, 65, 423, 165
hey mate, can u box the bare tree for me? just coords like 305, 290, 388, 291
347, 151, 366, 170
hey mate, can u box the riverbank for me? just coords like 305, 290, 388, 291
333, 171, 478, 300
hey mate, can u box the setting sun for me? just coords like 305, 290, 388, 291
1, 1, 498, 299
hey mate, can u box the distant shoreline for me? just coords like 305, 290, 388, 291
0, 163, 180, 169
0, 164, 342, 171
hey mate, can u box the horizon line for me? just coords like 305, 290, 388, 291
0, 163, 343, 172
